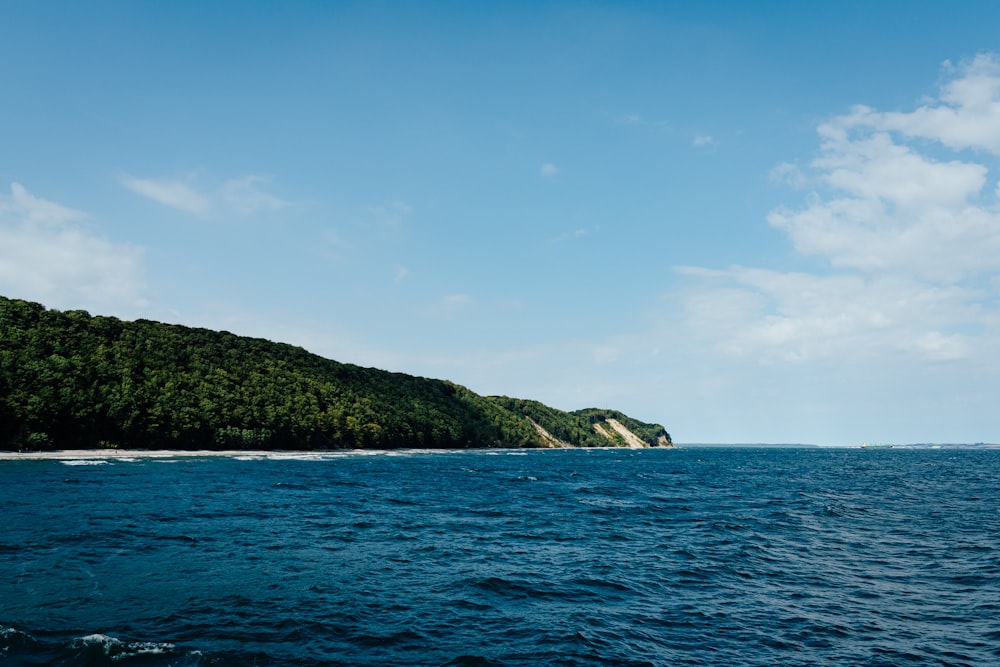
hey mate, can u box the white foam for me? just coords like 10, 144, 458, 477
60, 459, 108, 466
263, 452, 336, 461
73, 633, 176, 659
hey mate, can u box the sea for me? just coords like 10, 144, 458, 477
1, 447, 998, 667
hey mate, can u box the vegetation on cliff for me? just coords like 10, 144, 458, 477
0, 295, 671, 451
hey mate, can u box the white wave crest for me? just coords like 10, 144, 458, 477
72, 633, 176, 661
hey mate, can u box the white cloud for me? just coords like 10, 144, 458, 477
677, 55, 1000, 369
121, 175, 212, 216
1, 182, 84, 224
121, 172, 289, 218
221, 176, 291, 215
812, 129, 986, 209
540, 163, 559, 177
764, 74, 1000, 283
678, 267, 979, 363
0, 183, 147, 313
693, 134, 715, 147
843, 54, 1000, 154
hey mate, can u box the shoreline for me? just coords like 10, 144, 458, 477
0, 445, 677, 461
0, 447, 571, 461
0, 449, 367, 461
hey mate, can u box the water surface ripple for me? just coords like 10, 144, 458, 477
2, 448, 998, 666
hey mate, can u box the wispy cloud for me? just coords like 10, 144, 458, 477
1, 182, 85, 224
552, 225, 600, 243
678, 54, 1000, 366
365, 201, 413, 227
769, 162, 808, 188
120, 175, 212, 216
693, 134, 716, 147
121, 172, 290, 218
606, 111, 671, 131
540, 163, 559, 178
0, 182, 147, 313
422, 292, 475, 318
221, 176, 291, 215
443, 293, 473, 307
316, 230, 355, 264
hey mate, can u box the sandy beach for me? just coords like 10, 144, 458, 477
0, 449, 343, 461
0, 448, 546, 461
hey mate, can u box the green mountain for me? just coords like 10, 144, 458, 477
0, 295, 671, 452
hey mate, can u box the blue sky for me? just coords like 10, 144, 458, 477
3, 2, 1000, 444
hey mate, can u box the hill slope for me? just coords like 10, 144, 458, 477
0, 296, 671, 451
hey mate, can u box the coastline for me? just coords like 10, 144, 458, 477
0, 445, 673, 461
0, 449, 349, 461
0, 447, 558, 461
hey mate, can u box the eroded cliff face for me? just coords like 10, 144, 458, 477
529, 419, 570, 448
530, 416, 673, 449
593, 418, 674, 448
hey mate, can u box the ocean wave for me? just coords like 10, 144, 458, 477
0, 626, 39, 652
4, 448, 1000, 666
2, 628, 191, 666
70, 634, 178, 661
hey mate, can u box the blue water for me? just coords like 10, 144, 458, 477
1, 447, 998, 666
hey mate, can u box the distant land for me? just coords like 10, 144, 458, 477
0, 295, 671, 452
680, 443, 999, 449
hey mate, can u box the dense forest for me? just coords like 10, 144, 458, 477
0, 296, 671, 451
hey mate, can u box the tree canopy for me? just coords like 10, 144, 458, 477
0, 295, 671, 451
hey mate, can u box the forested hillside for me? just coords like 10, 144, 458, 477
0, 296, 671, 451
